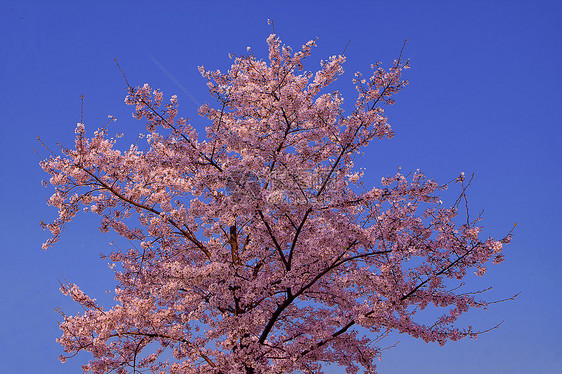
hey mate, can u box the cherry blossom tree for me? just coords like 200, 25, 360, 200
40, 33, 513, 374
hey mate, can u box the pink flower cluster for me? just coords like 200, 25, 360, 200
41, 34, 512, 374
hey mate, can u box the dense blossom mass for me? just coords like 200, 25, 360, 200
41, 34, 511, 374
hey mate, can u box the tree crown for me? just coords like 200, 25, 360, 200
41, 33, 512, 374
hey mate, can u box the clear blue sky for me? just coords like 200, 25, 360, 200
1, 1, 560, 373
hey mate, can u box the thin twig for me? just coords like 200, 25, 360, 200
342, 40, 351, 55
114, 58, 130, 87
80, 94, 84, 124
397, 38, 408, 64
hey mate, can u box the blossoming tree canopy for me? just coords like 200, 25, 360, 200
40, 34, 512, 374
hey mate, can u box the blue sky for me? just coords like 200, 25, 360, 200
1, 1, 560, 373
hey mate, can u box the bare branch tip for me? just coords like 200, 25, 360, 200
342, 40, 351, 56
80, 93, 85, 124
267, 19, 276, 34
114, 58, 131, 87
398, 38, 409, 64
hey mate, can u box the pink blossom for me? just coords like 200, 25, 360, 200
41, 33, 513, 374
